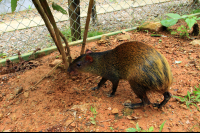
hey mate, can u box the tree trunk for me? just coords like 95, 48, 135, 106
92, 0, 98, 24
68, 0, 81, 41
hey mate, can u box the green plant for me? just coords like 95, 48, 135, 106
161, 13, 200, 38
28, 5, 32, 11
110, 127, 114, 131
61, 28, 104, 42
0, 53, 6, 58
159, 120, 166, 132
126, 123, 154, 132
87, 30, 104, 37
191, 9, 200, 14
126, 120, 166, 132
173, 84, 200, 111
159, 39, 162, 43
161, 13, 200, 29
90, 106, 97, 125
177, 25, 190, 38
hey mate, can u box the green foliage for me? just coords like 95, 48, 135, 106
61, 29, 73, 42
0, 53, 7, 58
11, 0, 19, 13
110, 127, 114, 131
173, 84, 200, 111
61, 28, 104, 42
161, 13, 200, 38
161, 13, 200, 29
90, 106, 97, 125
87, 31, 104, 37
159, 120, 166, 132
126, 123, 154, 132
191, 9, 200, 14
126, 121, 167, 132
52, 2, 67, 14
177, 25, 190, 38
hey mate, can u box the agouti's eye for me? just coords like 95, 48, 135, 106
77, 63, 81, 67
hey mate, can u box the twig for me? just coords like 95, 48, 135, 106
100, 119, 111, 123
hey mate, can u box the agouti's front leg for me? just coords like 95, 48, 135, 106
91, 77, 107, 90
106, 80, 119, 97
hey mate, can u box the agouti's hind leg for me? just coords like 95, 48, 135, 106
153, 92, 171, 108
124, 92, 151, 109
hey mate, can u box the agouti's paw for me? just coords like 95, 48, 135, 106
152, 103, 161, 108
124, 103, 132, 108
91, 86, 98, 91
106, 93, 115, 97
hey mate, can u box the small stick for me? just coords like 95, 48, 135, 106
100, 119, 111, 123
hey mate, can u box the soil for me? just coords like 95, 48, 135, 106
0, 20, 200, 132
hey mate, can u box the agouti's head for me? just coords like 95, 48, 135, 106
67, 50, 94, 75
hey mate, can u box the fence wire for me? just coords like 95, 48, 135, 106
0, 0, 199, 58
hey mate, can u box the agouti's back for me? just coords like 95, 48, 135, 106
68, 41, 173, 109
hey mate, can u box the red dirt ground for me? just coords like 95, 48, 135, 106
0, 21, 200, 132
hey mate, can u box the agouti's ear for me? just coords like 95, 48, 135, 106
85, 55, 93, 63
85, 49, 92, 54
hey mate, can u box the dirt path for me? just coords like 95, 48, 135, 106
0, 21, 200, 132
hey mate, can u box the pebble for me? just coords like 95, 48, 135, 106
8, 95, 15, 101
71, 123, 76, 127
14, 87, 23, 95
65, 120, 73, 126
49, 59, 62, 67
111, 108, 119, 114
24, 91, 29, 98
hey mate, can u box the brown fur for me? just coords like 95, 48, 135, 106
68, 41, 173, 109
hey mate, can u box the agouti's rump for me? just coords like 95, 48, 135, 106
68, 41, 173, 109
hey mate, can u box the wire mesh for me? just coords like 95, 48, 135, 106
0, 0, 199, 58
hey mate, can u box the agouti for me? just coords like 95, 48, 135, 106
68, 41, 173, 109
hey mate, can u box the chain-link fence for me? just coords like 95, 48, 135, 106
0, 0, 199, 58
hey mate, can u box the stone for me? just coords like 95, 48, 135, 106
189, 40, 200, 47
137, 21, 163, 32
49, 59, 62, 67
111, 108, 119, 114
65, 120, 73, 127
116, 34, 130, 41
24, 91, 29, 98
14, 87, 23, 95
8, 95, 15, 101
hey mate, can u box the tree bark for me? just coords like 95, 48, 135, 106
92, 0, 98, 24
68, 0, 81, 41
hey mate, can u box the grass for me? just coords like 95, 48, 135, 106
173, 84, 200, 111
126, 120, 166, 132
90, 106, 97, 125
60, 28, 104, 42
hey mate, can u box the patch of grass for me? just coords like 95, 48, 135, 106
126, 120, 166, 132
87, 30, 104, 37
173, 84, 200, 111
61, 28, 73, 42
0, 53, 7, 59
90, 106, 97, 125
177, 25, 190, 38
126, 123, 154, 132
60, 28, 104, 42
191, 9, 200, 14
